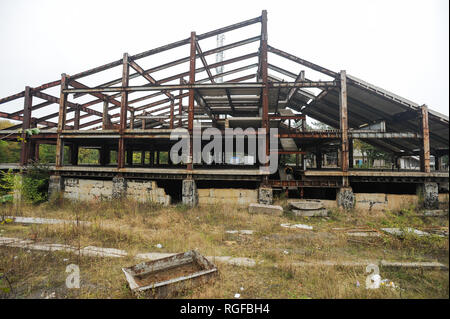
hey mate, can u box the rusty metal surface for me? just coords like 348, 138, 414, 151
122, 250, 218, 298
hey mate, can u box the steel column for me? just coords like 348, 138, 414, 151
187, 32, 196, 171
20, 86, 33, 166
420, 104, 430, 173
339, 70, 349, 187
56, 74, 68, 167
118, 53, 129, 169
261, 10, 269, 184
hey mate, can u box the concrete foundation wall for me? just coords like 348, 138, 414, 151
198, 188, 258, 205
62, 177, 171, 205
316, 193, 449, 212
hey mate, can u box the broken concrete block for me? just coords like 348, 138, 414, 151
291, 209, 328, 217
248, 203, 283, 216
290, 200, 323, 210
281, 223, 313, 230
258, 187, 273, 205
381, 227, 433, 237
225, 230, 254, 235
420, 210, 448, 217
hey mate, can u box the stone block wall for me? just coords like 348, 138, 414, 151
61, 177, 171, 205
198, 188, 257, 205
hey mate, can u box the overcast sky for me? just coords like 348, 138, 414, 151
0, 0, 448, 118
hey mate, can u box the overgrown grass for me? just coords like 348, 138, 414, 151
0, 198, 448, 299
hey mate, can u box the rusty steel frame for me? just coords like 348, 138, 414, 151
0, 9, 446, 192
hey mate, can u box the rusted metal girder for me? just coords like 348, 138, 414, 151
73, 36, 261, 99
267, 45, 338, 78
339, 70, 349, 187
128, 58, 175, 101
179, 78, 183, 127
187, 32, 196, 171
118, 53, 130, 169
69, 16, 261, 81
19, 86, 33, 166
261, 10, 269, 185
420, 104, 431, 173
63, 80, 336, 94
55, 74, 68, 167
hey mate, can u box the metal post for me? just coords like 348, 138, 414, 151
420, 104, 430, 173
187, 32, 196, 171
170, 99, 174, 129
56, 74, 68, 167
118, 53, 129, 169
178, 78, 183, 127
142, 111, 146, 130
130, 110, 135, 130
74, 108, 80, 130
261, 9, 269, 184
102, 100, 109, 130
339, 70, 349, 187
20, 86, 33, 166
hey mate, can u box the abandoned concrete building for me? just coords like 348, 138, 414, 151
0, 11, 448, 210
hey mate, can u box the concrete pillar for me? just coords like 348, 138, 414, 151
48, 175, 64, 200
258, 187, 273, 205
417, 182, 439, 209
112, 176, 127, 199
337, 187, 355, 210
182, 179, 198, 206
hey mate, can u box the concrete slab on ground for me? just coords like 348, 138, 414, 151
248, 203, 283, 216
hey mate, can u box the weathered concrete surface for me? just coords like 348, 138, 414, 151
290, 260, 448, 270
112, 176, 126, 199
381, 227, 438, 237
48, 175, 63, 200
0, 236, 127, 257
6, 216, 90, 226
63, 177, 170, 205
258, 187, 273, 205
290, 200, 323, 210
337, 187, 355, 210
248, 203, 283, 215
198, 188, 257, 205
281, 223, 313, 230
420, 210, 448, 217
182, 179, 198, 206
418, 182, 439, 209
225, 230, 254, 235
135, 252, 256, 267
291, 209, 328, 217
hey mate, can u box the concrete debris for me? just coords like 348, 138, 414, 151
290, 260, 448, 270
289, 200, 324, 210
0, 236, 127, 258
419, 210, 448, 217
248, 203, 283, 216
346, 231, 380, 237
136, 252, 257, 267
5, 216, 90, 226
291, 209, 328, 217
225, 230, 254, 235
281, 223, 313, 230
234, 293, 241, 298
380, 227, 441, 237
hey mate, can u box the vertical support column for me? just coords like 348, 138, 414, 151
348, 139, 353, 169
102, 100, 109, 130
56, 74, 68, 167
141, 111, 146, 130
261, 9, 269, 185
130, 110, 135, 130
20, 86, 33, 166
156, 151, 160, 165
169, 100, 174, 129
74, 107, 80, 130
72, 107, 80, 166
315, 148, 322, 169
187, 32, 196, 171
118, 53, 129, 169
127, 147, 133, 166
178, 78, 183, 127
420, 104, 430, 173
150, 150, 155, 167
339, 70, 349, 187
100, 145, 110, 166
